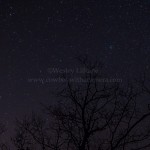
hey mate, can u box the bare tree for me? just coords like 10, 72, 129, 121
14, 57, 150, 150
12, 120, 33, 150
12, 114, 51, 150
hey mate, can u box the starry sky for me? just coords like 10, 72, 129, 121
0, 0, 150, 132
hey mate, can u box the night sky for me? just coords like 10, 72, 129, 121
0, 0, 150, 135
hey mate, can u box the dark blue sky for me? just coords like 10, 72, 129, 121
0, 0, 150, 134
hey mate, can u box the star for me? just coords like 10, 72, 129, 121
109, 45, 113, 50
59, 59, 62, 62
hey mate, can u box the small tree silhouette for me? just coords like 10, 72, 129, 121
13, 114, 51, 150
12, 119, 35, 150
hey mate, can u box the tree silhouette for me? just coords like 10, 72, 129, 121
14, 57, 150, 150
13, 114, 52, 150
12, 121, 32, 150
